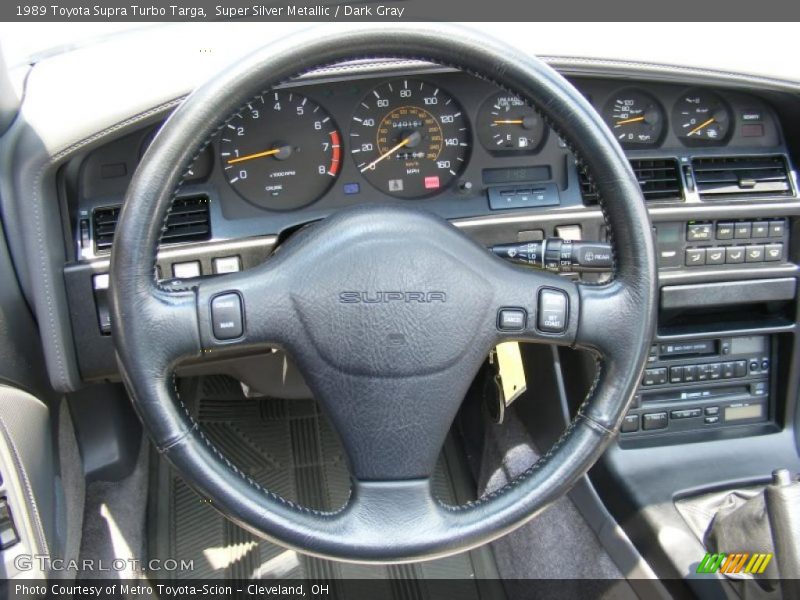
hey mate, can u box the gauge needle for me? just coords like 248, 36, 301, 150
360, 136, 412, 172
615, 116, 645, 126
687, 117, 715, 137
493, 119, 524, 125
226, 148, 280, 165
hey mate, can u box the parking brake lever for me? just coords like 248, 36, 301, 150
490, 238, 613, 273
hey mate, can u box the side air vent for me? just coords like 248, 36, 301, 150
692, 155, 792, 199
579, 158, 682, 204
92, 196, 211, 253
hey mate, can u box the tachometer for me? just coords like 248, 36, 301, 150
603, 89, 665, 148
672, 90, 732, 145
349, 79, 470, 199
220, 91, 341, 210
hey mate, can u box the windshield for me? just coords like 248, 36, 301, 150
0, 23, 158, 66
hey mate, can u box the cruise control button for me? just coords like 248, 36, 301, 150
172, 261, 201, 279
211, 293, 243, 340
764, 244, 783, 262
745, 245, 765, 263
498, 308, 526, 331
643, 412, 668, 431
705, 248, 725, 265
725, 246, 745, 264
715, 222, 734, 240
213, 256, 242, 274
734, 222, 752, 239
538, 289, 568, 333
685, 248, 706, 266
687, 223, 712, 241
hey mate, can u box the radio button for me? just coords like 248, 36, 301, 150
621, 414, 640, 433
708, 363, 722, 380
734, 360, 748, 377
643, 412, 668, 430
704, 415, 720, 425
669, 366, 684, 383
671, 408, 702, 419
721, 362, 735, 379
705, 406, 720, 416
682, 365, 697, 382
642, 368, 667, 386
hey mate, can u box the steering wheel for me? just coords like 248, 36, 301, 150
109, 24, 656, 562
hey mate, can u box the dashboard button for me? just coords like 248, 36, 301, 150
643, 412, 668, 431
671, 408, 702, 419
704, 415, 720, 425
498, 308, 526, 331
734, 222, 752, 239
764, 244, 783, 262
538, 289, 568, 333
734, 360, 748, 377
621, 414, 639, 433
669, 366, 684, 383
705, 248, 725, 265
722, 362, 735, 379
769, 220, 785, 237
745, 245, 765, 263
725, 246, 745, 264
211, 293, 243, 340
683, 365, 697, 382
705, 406, 720, 416
751, 222, 769, 238
715, 222, 734, 240
213, 256, 241, 274
172, 261, 201, 279
685, 248, 706, 266
687, 223, 712, 242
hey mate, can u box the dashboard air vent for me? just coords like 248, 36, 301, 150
92, 196, 211, 253
692, 155, 792, 199
579, 158, 682, 204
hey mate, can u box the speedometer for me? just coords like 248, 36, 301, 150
349, 79, 470, 199
220, 91, 341, 210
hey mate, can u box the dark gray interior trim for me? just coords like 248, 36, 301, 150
661, 277, 797, 310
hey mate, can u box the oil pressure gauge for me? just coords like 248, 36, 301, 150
603, 89, 665, 148
477, 92, 546, 154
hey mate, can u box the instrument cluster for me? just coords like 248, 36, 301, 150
170, 71, 782, 213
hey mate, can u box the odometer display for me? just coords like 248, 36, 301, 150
220, 91, 341, 210
350, 79, 470, 199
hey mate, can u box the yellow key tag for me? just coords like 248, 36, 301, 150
494, 342, 527, 407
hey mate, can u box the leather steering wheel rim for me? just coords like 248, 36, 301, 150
109, 23, 656, 562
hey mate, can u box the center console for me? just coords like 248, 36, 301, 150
620, 335, 774, 444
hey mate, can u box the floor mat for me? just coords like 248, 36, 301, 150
148, 375, 502, 597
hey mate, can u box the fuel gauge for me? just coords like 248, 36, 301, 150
477, 92, 546, 154
603, 89, 665, 148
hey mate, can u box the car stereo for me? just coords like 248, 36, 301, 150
621, 335, 771, 440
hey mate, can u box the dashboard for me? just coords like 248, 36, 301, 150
71, 67, 791, 264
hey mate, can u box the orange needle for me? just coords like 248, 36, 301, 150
615, 116, 645, 126
493, 119, 525, 125
226, 148, 280, 165
360, 137, 411, 172
687, 117, 715, 137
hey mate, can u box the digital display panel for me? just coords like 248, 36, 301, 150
730, 336, 767, 355
724, 404, 764, 421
